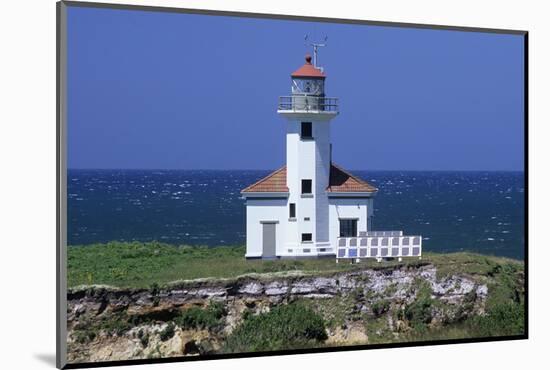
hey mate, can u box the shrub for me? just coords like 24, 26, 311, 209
371, 300, 390, 317
74, 330, 96, 344
468, 301, 524, 337
404, 296, 433, 328
152, 296, 160, 307
150, 283, 160, 296
241, 309, 252, 321
224, 303, 327, 353
159, 322, 175, 341
404, 281, 434, 329
350, 288, 364, 301
99, 315, 132, 336
72, 314, 133, 340
174, 301, 226, 331
138, 329, 149, 347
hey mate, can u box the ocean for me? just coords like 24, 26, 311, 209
67, 170, 525, 259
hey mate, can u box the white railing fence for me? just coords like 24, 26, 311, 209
336, 232, 422, 261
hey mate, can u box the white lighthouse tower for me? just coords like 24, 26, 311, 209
242, 52, 422, 261
278, 54, 338, 254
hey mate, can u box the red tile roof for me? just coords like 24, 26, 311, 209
291, 54, 326, 78
241, 166, 289, 193
241, 164, 377, 194
326, 163, 378, 193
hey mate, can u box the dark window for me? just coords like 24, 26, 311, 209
289, 203, 296, 218
302, 233, 312, 242
301, 122, 312, 139
301, 179, 312, 194
339, 219, 358, 237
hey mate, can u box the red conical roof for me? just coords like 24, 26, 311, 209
241, 164, 377, 194
291, 54, 326, 78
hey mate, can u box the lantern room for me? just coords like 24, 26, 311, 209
291, 54, 326, 97
278, 54, 338, 114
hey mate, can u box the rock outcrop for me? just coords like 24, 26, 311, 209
67, 264, 489, 363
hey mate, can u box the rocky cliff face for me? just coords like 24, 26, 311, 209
67, 263, 490, 364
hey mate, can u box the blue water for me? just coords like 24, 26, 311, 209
67, 170, 525, 259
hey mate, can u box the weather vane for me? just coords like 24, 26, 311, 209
304, 35, 328, 72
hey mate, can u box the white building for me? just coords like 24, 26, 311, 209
242, 54, 421, 260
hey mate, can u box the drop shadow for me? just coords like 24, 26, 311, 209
34, 353, 57, 367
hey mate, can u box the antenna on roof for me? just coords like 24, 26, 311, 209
304, 35, 328, 72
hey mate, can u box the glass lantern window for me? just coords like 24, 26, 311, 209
292, 78, 324, 95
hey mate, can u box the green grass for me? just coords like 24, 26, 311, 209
67, 241, 360, 288
67, 241, 524, 289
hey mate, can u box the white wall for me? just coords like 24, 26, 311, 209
328, 197, 371, 248
285, 116, 334, 253
315, 121, 331, 243
245, 198, 288, 257
294, 120, 316, 242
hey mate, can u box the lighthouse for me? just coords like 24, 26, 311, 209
279, 54, 338, 255
242, 53, 422, 261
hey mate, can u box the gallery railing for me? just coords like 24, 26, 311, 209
278, 96, 339, 112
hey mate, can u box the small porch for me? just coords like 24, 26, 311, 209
336, 231, 422, 262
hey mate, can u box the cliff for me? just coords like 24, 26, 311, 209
66, 254, 524, 364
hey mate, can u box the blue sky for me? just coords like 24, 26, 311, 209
67, 6, 524, 171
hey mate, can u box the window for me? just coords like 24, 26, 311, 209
289, 203, 296, 218
301, 122, 312, 139
301, 179, 312, 194
302, 233, 312, 242
339, 219, 358, 237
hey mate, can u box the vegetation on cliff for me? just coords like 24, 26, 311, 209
224, 303, 327, 353
174, 301, 226, 331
